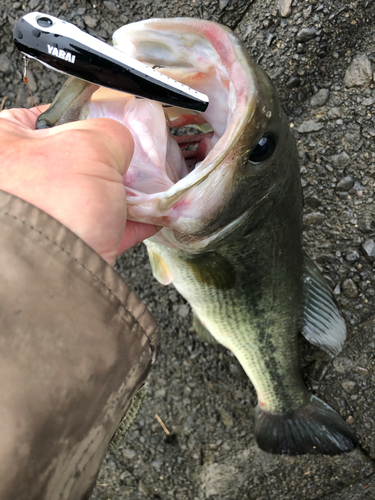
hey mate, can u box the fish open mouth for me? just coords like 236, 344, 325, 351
84, 19, 250, 223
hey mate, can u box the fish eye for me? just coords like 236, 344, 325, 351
249, 133, 276, 164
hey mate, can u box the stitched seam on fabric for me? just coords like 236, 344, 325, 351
59, 344, 150, 498
0, 209, 156, 355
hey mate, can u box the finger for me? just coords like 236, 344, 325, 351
117, 222, 160, 254
42, 118, 135, 175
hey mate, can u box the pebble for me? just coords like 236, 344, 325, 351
122, 448, 137, 460
83, 15, 98, 28
219, 0, 230, 9
151, 458, 163, 471
303, 212, 325, 226
138, 481, 152, 497
219, 408, 234, 428
0, 53, 11, 73
333, 357, 354, 373
346, 416, 355, 425
328, 107, 341, 119
336, 175, 354, 192
362, 96, 375, 106
341, 380, 357, 393
342, 278, 358, 298
330, 151, 351, 168
344, 54, 373, 88
296, 27, 317, 42
310, 89, 329, 107
346, 250, 360, 263
103, 0, 117, 12
358, 214, 373, 233
297, 120, 324, 133
362, 239, 375, 260
278, 0, 293, 17
178, 304, 190, 318
287, 75, 301, 88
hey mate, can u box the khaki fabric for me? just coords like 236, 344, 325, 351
0, 190, 160, 500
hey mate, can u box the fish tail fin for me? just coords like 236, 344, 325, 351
254, 395, 358, 455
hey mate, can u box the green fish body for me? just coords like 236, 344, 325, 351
37, 18, 358, 454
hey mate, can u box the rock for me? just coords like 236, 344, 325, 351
310, 89, 329, 107
362, 239, 375, 260
341, 278, 358, 298
297, 120, 324, 133
346, 250, 359, 263
122, 448, 137, 460
296, 27, 317, 42
330, 151, 351, 168
151, 458, 163, 471
219, 408, 234, 428
336, 175, 354, 191
278, 0, 293, 17
341, 380, 357, 393
103, 0, 117, 12
287, 75, 301, 88
303, 212, 325, 226
333, 357, 354, 373
138, 481, 152, 497
0, 53, 11, 73
362, 96, 375, 106
305, 196, 321, 208
29, 0, 39, 9
358, 214, 374, 233
178, 304, 190, 318
328, 107, 342, 119
219, 0, 230, 9
344, 54, 373, 88
83, 15, 98, 28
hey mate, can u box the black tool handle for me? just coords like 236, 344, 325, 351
13, 12, 209, 112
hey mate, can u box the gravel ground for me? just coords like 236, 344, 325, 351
1, 0, 375, 498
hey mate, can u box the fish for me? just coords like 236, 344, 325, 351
36, 18, 358, 455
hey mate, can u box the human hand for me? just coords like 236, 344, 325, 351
0, 106, 157, 265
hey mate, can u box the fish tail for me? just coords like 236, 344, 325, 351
254, 395, 358, 455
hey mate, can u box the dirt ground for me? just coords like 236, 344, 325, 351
1, 0, 375, 498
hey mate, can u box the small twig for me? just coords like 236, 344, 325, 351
155, 414, 171, 435
0, 96, 7, 112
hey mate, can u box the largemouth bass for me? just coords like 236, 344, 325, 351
37, 18, 358, 455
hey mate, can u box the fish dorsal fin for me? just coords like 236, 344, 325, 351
147, 247, 173, 285
302, 257, 346, 357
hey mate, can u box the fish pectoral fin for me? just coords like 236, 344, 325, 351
193, 313, 218, 345
36, 77, 97, 129
301, 257, 346, 357
254, 395, 358, 455
147, 248, 173, 285
186, 252, 236, 290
